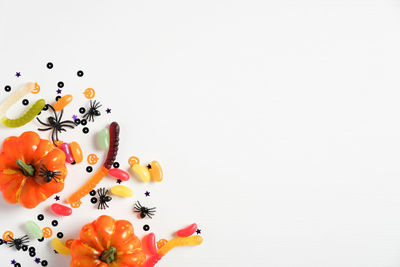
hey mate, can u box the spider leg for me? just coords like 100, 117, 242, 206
38, 127, 53, 132
59, 120, 76, 126
36, 117, 52, 127
47, 105, 58, 122
82, 113, 89, 120
58, 108, 64, 122
51, 130, 57, 146
60, 125, 75, 129
104, 202, 109, 209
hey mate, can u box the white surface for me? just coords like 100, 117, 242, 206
0, 0, 400, 266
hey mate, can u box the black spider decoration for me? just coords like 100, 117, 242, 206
7, 235, 29, 250
97, 188, 112, 210
38, 165, 61, 183
134, 201, 156, 219
83, 100, 102, 122
37, 104, 76, 146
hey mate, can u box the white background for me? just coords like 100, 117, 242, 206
0, 0, 400, 266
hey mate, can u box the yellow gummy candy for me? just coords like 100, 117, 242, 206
51, 237, 71, 255
110, 185, 133, 197
157, 235, 203, 257
131, 164, 151, 182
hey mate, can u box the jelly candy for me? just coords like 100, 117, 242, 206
51, 203, 72, 216
157, 235, 203, 257
108, 168, 130, 181
53, 94, 73, 111
60, 143, 74, 164
143, 233, 158, 255
97, 128, 110, 150
52, 237, 71, 255
110, 185, 133, 197
70, 142, 83, 164
25, 221, 43, 239
148, 161, 163, 182
176, 223, 197, 237
131, 164, 151, 182
1, 99, 46, 128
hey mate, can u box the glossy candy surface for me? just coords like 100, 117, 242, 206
70, 142, 83, 164
97, 128, 110, 150
25, 220, 43, 239
108, 168, 129, 181
67, 122, 119, 204
176, 223, 197, 237
60, 143, 74, 164
110, 185, 133, 197
143, 233, 158, 255
132, 164, 151, 182
148, 161, 163, 182
1, 99, 46, 128
52, 237, 71, 255
51, 203, 72, 216
0, 82, 33, 119
53, 94, 73, 111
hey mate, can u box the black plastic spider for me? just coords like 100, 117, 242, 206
38, 165, 61, 183
37, 104, 76, 146
134, 201, 156, 219
7, 235, 29, 250
83, 100, 102, 122
97, 188, 112, 210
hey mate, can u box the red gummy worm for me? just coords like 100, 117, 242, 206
143, 255, 161, 267
103, 121, 119, 169
176, 223, 198, 237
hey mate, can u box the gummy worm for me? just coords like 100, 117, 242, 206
157, 235, 203, 257
0, 82, 45, 127
66, 122, 119, 204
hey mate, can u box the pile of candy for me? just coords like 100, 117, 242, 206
0, 64, 203, 266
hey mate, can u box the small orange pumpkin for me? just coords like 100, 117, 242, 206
0, 131, 67, 208
70, 215, 146, 267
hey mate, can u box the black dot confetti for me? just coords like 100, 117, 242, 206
29, 251, 36, 257
51, 220, 58, 227
0, 239, 3, 245
15, 263, 21, 267
22, 99, 29, 106
57, 81, 64, 88
77, 70, 84, 77
79, 107, 86, 114
143, 225, 150, 231
37, 214, 44, 221
89, 190, 96, 196
38, 237, 44, 242
91, 197, 97, 204
74, 118, 81, 125
83, 127, 89, 134
41, 260, 48, 266
55, 96, 61, 101
86, 166, 93, 173
113, 162, 120, 168
4, 85, 11, 92
29, 247, 35, 253
22, 245, 28, 251
47, 62, 53, 69
57, 232, 63, 239
80, 119, 87, 125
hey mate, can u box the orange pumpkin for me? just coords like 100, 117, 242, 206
0, 131, 67, 209
70, 215, 146, 267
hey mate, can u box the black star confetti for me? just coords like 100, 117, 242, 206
196, 229, 201, 234
15, 72, 21, 77
34, 258, 41, 264
56, 89, 62, 94
145, 191, 150, 197
106, 108, 111, 114
54, 195, 60, 201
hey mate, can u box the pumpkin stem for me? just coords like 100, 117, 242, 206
16, 159, 35, 177
100, 246, 117, 264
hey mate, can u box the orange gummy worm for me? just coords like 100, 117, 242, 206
66, 166, 108, 204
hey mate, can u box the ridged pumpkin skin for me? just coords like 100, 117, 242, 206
0, 131, 67, 209
70, 215, 146, 267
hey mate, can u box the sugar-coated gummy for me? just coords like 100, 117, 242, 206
25, 220, 43, 239
51, 203, 72, 216
1, 99, 46, 128
108, 168, 130, 181
103, 122, 120, 169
